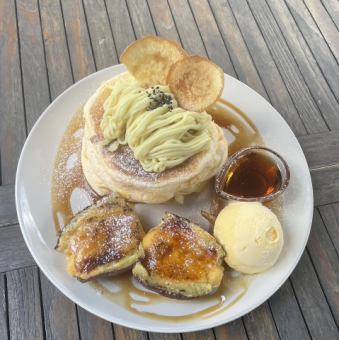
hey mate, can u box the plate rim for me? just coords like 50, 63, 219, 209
15, 64, 314, 333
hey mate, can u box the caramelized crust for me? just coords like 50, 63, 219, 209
56, 195, 144, 281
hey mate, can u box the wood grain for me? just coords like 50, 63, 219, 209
247, 0, 328, 134
77, 305, 114, 340
82, 0, 118, 69
7, 267, 44, 340
0, 185, 16, 228
182, 330, 215, 340
40, 272, 80, 340
61, 0, 96, 80
0, 274, 8, 340
243, 302, 279, 340
0, 225, 34, 273
188, 0, 236, 77
0, 0, 26, 185
320, 0, 339, 29
267, 0, 339, 130
319, 203, 339, 254
16, 0, 50, 132
290, 251, 339, 339
304, 0, 339, 62
113, 324, 148, 340
228, 0, 307, 136
214, 319, 248, 340
285, 0, 339, 101
307, 210, 339, 325
148, 333, 181, 340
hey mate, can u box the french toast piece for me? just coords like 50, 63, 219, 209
56, 194, 144, 282
133, 213, 225, 299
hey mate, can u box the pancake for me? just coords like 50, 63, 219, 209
81, 72, 228, 203
56, 195, 144, 282
132, 213, 225, 299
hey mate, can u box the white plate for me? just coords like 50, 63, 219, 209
15, 65, 313, 333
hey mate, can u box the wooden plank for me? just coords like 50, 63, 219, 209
40, 271, 80, 340
0, 185, 17, 228
267, 0, 339, 130
7, 267, 44, 340
182, 330, 215, 340
304, 0, 339, 62
113, 324, 148, 340
77, 305, 114, 340
214, 319, 248, 340
0, 0, 26, 185
311, 165, 339, 206
0, 274, 8, 340
39, 0, 74, 99
105, 0, 135, 58
227, 0, 307, 136
147, 0, 181, 43
188, 0, 236, 77
148, 334, 180, 340
82, 0, 118, 70
243, 302, 279, 340
290, 251, 338, 339
307, 210, 339, 324
320, 0, 339, 29
0, 225, 34, 273
168, 0, 207, 56
61, 0, 96, 80
319, 203, 339, 254
299, 131, 339, 169
269, 280, 310, 340
17, 0, 50, 132
208, 0, 268, 99
247, 0, 328, 134
126, 0, 156, 37
285, 0, 339, 101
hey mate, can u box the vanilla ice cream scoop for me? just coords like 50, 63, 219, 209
214, 202, 283, 274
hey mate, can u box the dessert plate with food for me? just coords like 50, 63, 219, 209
16, 36, 313, 332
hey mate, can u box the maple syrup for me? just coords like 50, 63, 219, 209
224, 151, 283, 198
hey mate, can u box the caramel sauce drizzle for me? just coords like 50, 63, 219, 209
52, 100, 260, 321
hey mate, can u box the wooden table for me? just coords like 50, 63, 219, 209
1, 0, 338, 339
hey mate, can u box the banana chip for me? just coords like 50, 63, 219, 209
121, 36, 187, 86
167, 56, 224, 112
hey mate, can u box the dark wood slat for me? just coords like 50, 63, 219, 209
113, 324, 148, 340
77, 305, 114, 340
214, 319, 248, 340
243, 302, 279, 340
148, 334, 181, 340
147, 0, 181, 43
39, 0, 73, 99
285, 0, 339, 101
307, 210, 339, 325
182, 330, 215, 340
299, 131, 339, 169
267, 0, 339, 130
17, 0, 50, 132
0, 274, 8, 340
168, 0, 207, 56
0, 225, 34, 273
188, 0, 236, 77
311, 165, 339, 206
82, 0, 118, 70
61, 0, 96, 81
209, 0, 268, 99
0, 0, 26, 185
126, 0, 156, 37
304, 0, 339, 62
0, 185, 16, 228
321, 0, 339, 29
319, 203, 339, 254
269, 281, 310, 340
247, 0, 328, 134
105, 0, 135, 58
40, 272, 80, 340
290, 251, 338, 339
227, 0, 307, 136
7, 267, 44, 340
